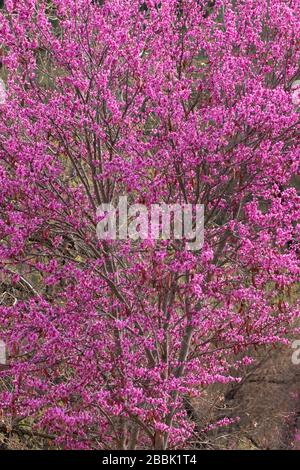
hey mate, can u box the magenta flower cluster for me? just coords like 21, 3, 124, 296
0, 0, 299, 449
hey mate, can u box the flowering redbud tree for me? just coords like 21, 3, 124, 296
0, 0, 299, 450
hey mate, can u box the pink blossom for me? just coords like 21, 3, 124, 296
0, 0, 299, 450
